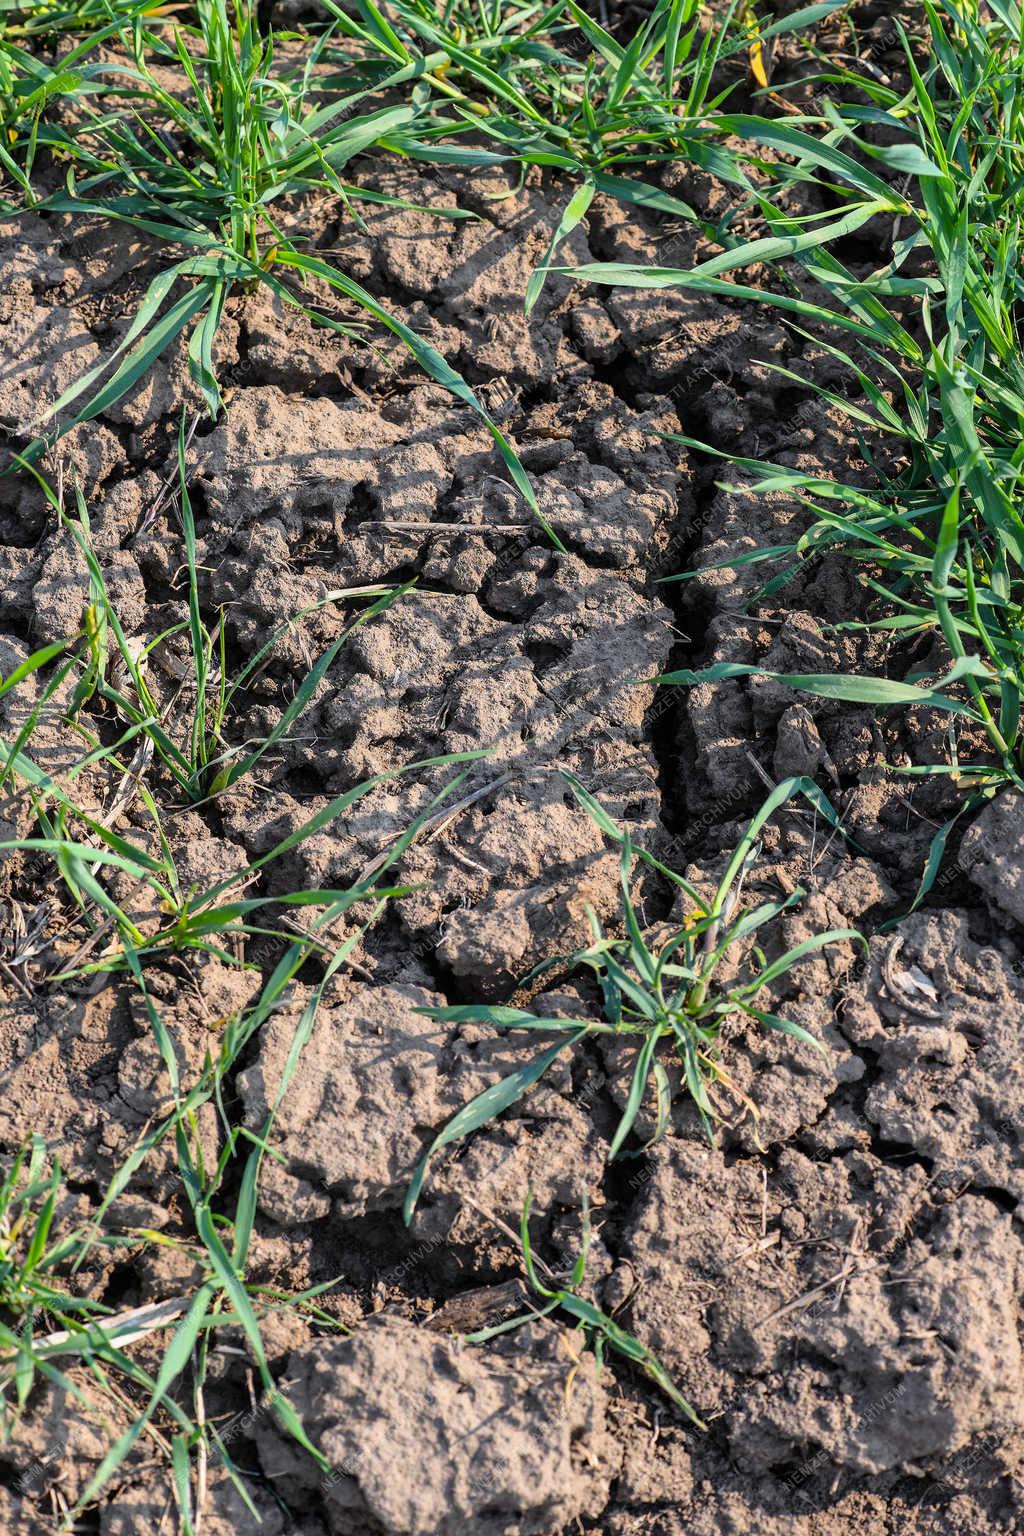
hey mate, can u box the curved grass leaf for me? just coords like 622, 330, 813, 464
403, 1028, 589, 1223
653, 661, 989, 723
608, 1027, 661, 1161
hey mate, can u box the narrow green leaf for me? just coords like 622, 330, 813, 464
608, 1030, 660, 1161
403, 1029, 588, 1223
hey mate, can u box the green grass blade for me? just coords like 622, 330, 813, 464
403, 1028, 588, 1223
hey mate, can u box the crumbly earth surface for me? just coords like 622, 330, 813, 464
2, 7, 1023, 1533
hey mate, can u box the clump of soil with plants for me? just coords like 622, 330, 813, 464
0, 0, 1022, 1532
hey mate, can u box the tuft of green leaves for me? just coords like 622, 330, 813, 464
554, 0, 1024, 892
4, 0, 552, 534
404, 774, 861, 1220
